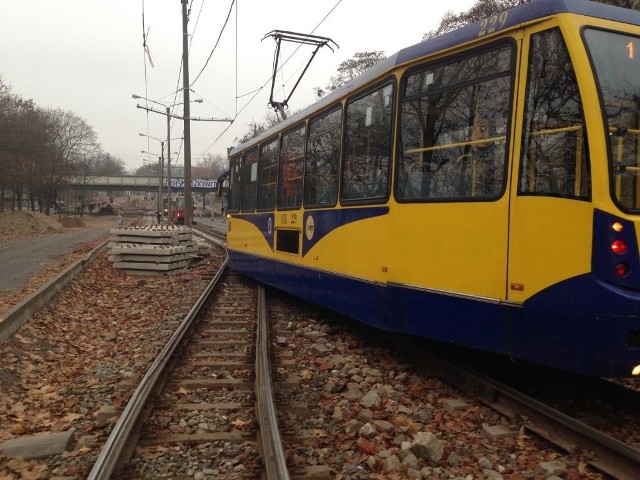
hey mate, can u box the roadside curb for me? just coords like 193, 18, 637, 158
0, 239, 110, 342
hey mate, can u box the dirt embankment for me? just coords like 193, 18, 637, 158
0, 210, 115, 240
0, 211, 65, 238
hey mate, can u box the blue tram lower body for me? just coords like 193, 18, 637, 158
229, 250, 640, 377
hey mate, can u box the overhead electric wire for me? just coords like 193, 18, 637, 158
137, 2, 200, 167
190, 0, 236, 87
141, 0, 152, 169
235, 0, 238, 116
165, 0, 205, 149
235, 0, 343, 115
199, 0, 343, 157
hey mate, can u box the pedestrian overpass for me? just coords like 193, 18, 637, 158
65, 175, 218, 193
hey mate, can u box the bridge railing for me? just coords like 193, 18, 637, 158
66, 176, 217, 190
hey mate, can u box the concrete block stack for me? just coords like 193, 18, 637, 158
108, 225, 195, 273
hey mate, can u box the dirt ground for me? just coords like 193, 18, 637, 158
0, 210, 116, 312
0, 210, 114, 241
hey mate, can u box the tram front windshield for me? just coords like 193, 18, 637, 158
585, 28, 640, 212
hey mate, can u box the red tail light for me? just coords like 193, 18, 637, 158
611, 240, 628, 255
616, 262, 630, 277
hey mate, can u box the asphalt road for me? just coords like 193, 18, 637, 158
192, 214, 228, 235
0, 216, 115, 296
0, 213, 227, 297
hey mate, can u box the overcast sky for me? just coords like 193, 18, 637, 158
1, 0, 476, 173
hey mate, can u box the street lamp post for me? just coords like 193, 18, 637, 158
141, 148, 163, 222
140, 133, 181, 222
132, 94, 211, 226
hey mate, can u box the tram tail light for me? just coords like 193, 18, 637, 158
594, 211, 639, 287
611, 239, 628, 255
615, 263, 630, 277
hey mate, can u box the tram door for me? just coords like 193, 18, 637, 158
507, 27, 593, 304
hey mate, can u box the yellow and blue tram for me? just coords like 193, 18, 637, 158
225, 0, 640, 377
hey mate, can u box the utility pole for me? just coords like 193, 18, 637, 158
181, 0, 193, 227
166, 106, 173, 222
133, 100, 232, 219
133, 0, 232, 227
159, 143, 164, 223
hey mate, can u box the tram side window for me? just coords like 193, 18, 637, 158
397, 45, 512, 201
228, 156, 242, 212
257, 139, 279, 211
240, 148, 258, 212
278, 125, 306, 209
519, 28, 590, 199
342, 82, 394, 202
304, 108, 342, 207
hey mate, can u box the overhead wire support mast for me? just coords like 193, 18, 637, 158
135, 102, 232, 222
262, 30, 338, 120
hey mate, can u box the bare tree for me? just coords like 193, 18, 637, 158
424, 0, 639, 39
314, 51, 387, 99
194, 153, 227, 178
93, 153, 126, 176
0, 88, 49, 211
234, 112, 281, 145
42, 108, 99, 213
0, 75, 124, 212
423, 0, 527, 39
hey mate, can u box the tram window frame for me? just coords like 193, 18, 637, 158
257, 137, 279, 211
240, 148, 259, 212
304, 106, 342, 208
341, 78, 395, 204
277, 123, 307, 210
518, 27, 591, 201
275, 228, 300, 254
396, 41, 514, 203
583, 27, 638, 211
228, 155, 242, 213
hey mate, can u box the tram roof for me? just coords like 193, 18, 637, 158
229, 0, 640, 157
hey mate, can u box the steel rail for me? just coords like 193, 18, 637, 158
191, 223, 227, 242
412, 346, 640, 480
489, 380, 640, 480
192, 225, 227, 245
87, 251, 229, 480
255, 285, 291, 480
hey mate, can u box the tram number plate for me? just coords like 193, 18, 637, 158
280, 213, 298, 225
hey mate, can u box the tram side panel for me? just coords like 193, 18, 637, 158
386, 200, 511, 353
228, 209, 392, 328
300, 207, 391, 328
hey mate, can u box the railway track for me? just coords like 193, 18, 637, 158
397, 339, 640, 480
3, 219, 639, 478
1, 221, 317, 479
85, 234, 301, 478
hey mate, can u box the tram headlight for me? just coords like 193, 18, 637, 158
612, 222, 624, 232
632, 365, 640, 376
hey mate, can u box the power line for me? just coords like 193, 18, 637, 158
190, 0, 236, 87
235, 0, 343, 112
141, 0, 152, 167
199, 0, 344, 158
